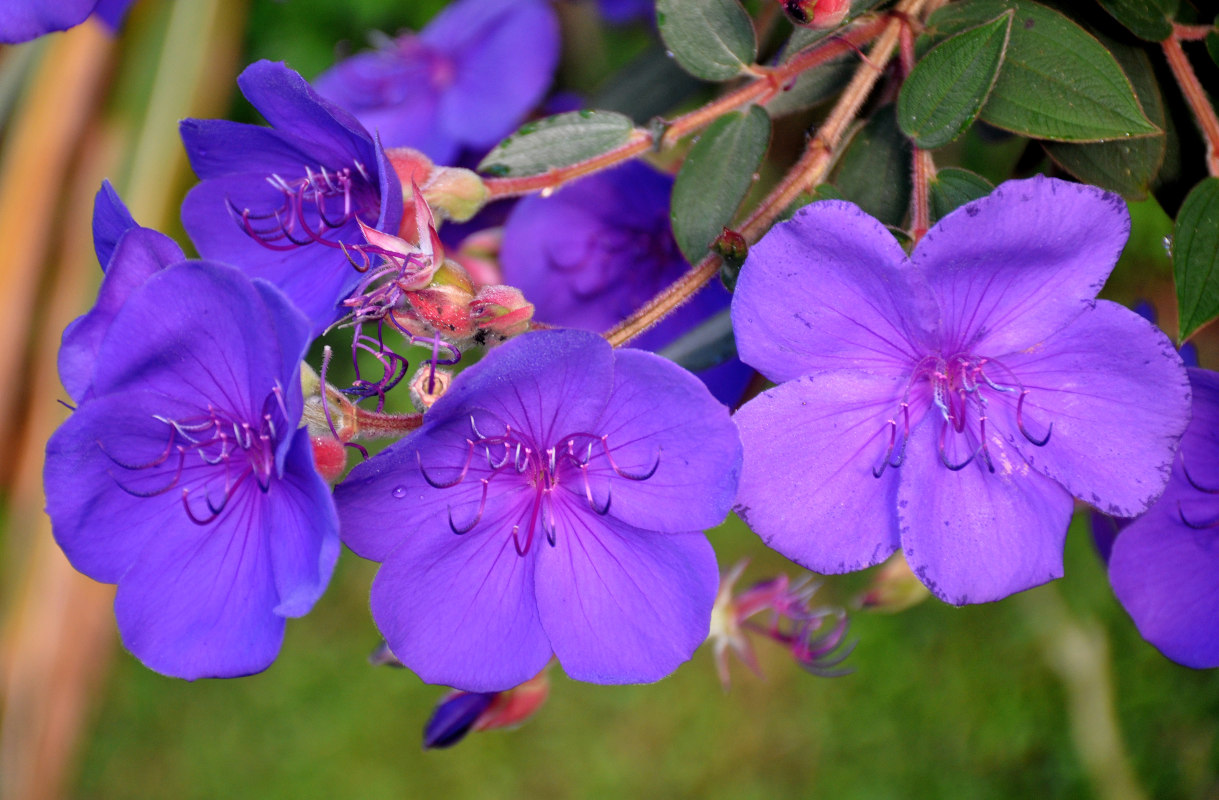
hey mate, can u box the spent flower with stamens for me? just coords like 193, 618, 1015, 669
709, 560, 853, 690
180, 60, 403, 333
732, 176, 1191, 605
45, 262, 339, 679
334, 329, 742, 691
1109, 368, 1219, 669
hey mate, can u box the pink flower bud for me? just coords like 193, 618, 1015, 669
782, 0, 849, 29
469, 284, 535, 343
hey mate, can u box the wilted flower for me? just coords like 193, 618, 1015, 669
732, 176, 1191, 605
423, 669, 551, 749
1109, 367, 1219, 668
45, 262, 339, 679
334, 329, 742, 691
709, 560, 852, 689
180, 60, 403, 333
314, 0, 559, 163
0, 0, 134, 43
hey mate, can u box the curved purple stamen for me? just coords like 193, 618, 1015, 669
938, 423, 975, 472
1016, 390, 1052, 447
418, 441, 474, 489
1181, 460, 1219, 494
448, 478, 488, 535
1178, 502, 1219, 530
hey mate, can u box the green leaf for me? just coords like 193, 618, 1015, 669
1174, 177, 1219, 342
657, 309, 737, 371
1096, 0, 1176, 42
898, 11, 1013, 149
764, 55, 855, 116
671, 105, 771, 263
477, 111, 635, 177
1207, 28, 1219, 68
923, 0, 1161, 142
656, 0, 756, 82
1044, 37, 1166, 199
929, 167, 995, 221
831, 105, 912, 227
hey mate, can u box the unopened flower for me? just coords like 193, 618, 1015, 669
423, 669, 551, 749
314, 0, 559, 163
334, 329, 742, 691
732, 176, 1191, 604
709, 560, 852, 689
180, 60, 403, 333
781, 0, 850, 29
45, 262, 339, 679
1109, 368, 1219, 668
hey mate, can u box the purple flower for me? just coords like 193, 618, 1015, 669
59, 182, 185, 403
731, 176, 1191, 605
598, 0, 654, 24
45, 261, 339, 679
180, 60, 403, 333
314, 0, 559, 163
1109, 367, 1219, 668
0, 0, 134, 43
334, 329, 741, 691
499, 162, 752, 404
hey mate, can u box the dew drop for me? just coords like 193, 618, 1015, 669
1162, 234, 1174, 259
392, 486, 408, 499
540, 186, 555, 198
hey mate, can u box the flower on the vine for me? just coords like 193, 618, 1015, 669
180, 60, 403, 333
1109, 367, 1219, 668
499, 162, 751, 404
59, 182, 186, 402
732, 176, 1191, 605
334, 329, 742, 691
423, 669, 551, 749
45, 262, 339, 679
314, 0, 559, 163
0, 0, 134, 43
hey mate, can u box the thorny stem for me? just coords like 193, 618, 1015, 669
1163, 32, 1219, 177
483, 16, 889, 201
605, 0, 926, 347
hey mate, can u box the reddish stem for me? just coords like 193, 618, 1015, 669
1163, 34, 1219, 177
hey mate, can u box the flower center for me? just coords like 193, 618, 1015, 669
102, 385, 288, 524
418, 414, 660, 556
227, 161, 378, 253
872, 352, 1052, 478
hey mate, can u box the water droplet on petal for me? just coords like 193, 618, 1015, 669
392, 486, 408, 499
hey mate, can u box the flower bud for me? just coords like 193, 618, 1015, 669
857, 552, 931, 613
469, 284, 534, 344
713, 227, 748, 291
421, 670, 550, 749
452, 227, 504, 286
386, 146, 489, 224
310, 435, 348, 483
782, 0, 849, 29
395, 260, 477, 341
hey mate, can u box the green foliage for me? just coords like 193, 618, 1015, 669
671, 106, 771, 264
898, 11, 1013, 149
1173, 177, 1219, 341
1096, 0, 1177, 42
656, 0, 757, 82
924, 0, 1161, 142
1044, 37, 1167, 199
832, 105, 912, 227
929, 167, 995, 221
477, 111, 635, 178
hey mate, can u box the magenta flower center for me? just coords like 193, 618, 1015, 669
418, 414, 659, 556
102, 385, 288, 524
873, 351, 1052, 478
227, 160, 379, 252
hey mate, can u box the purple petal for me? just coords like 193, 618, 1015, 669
428, 329, 615, 446
896, 419, 1074, 605
180, 119, 353, 182
45, 392, 200, 583
59, 227, 184, 401
587, 348, 740, 532
267, 429, 341, 617
536, 501, 717, 684
91, 0, 135, 30
92, 180, 139, 269
1110, 499, 1219, 668
734, 370, 904, 573
90, 262, 299, 410
370, 505, 553, 692
0, 0, 95, 43
1108, 367, 1219, 668
113, 491, 284, 680
435, 0, 559, 149
912, 176, 1129, 353
732, 200, 937, 383
994, 300, 1190, 517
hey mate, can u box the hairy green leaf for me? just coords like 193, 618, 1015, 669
1174, 178, 1219, 341
656, 0, 756, 82
477, 111, 635, 177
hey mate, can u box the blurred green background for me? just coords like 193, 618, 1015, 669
2, 0, 1216, 797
